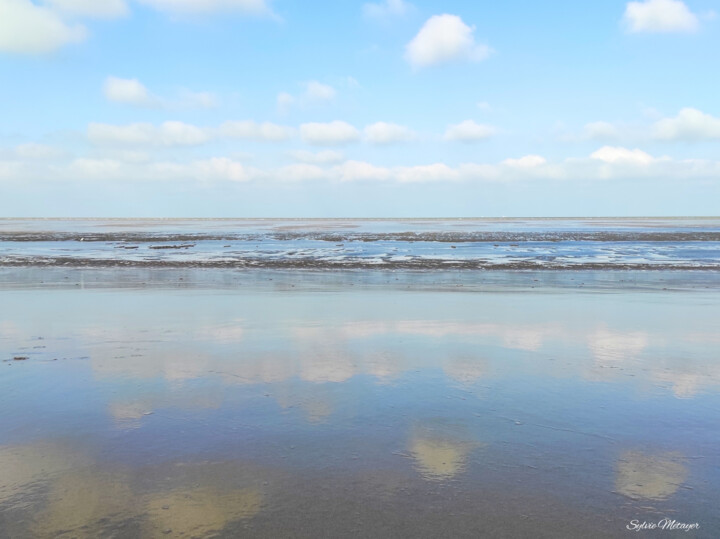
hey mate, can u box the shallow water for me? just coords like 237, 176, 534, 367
2, 217, 719, 270
1, 270, 719, 537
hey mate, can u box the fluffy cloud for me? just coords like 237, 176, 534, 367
103, 76, 218, 109
88, 121, 211, 147
134, 0, 272, 15
653, 108, 720, 140
45, 0, 128, 18
362, 0, 411, 20
103, 76, 156, 106
0, 0, 86, 54
300, 121, 360, 146
364, 122, 415, 145
590, 146, 656, 165
444, 120, 495, 142
288, 150, 345, 164
219, 121, 295, 141
405, 14, 492, 68
623, 0, 699, 33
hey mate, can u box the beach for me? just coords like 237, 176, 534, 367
1, 220, 719, 538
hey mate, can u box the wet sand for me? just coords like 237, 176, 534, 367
1, 269, 719, 538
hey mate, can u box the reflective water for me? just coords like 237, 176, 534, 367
1, 270, 719, 537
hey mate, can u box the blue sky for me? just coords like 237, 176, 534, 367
1, 0, 719, 216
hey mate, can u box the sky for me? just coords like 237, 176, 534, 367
0, 0, 719, 217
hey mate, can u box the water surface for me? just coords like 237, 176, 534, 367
1, 269, 718, 537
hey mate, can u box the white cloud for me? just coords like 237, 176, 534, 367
300, 121, 360, 146
88, 120, 294, 148
134, 0, 272, 15
559, 149, 720, 182
66, 156, 255, 182
405, 14, 492, 68
560, 119, 656, 144
188, 157, 251, 181
502, 155, 547, 168
103, 76, 218, 109
444, 120, 495, 142
334, 160, 392, 182
288, 150, 344, 164
395, 163, 460, 183
584, 121, 621, 140
5, 147, 720, 185
363, 0, 411, 20
103, 76, 157, 106
476, 101, 491, 111
143, 121, 211, 146
219, 120, 295, 141
319, 148, 688, 184
277, 81, 337, 113
590, 146, 656, 165
45, 0, 128, 18
623, 0, 699, 33
88, 121, 211, 147
653, 108, 720, 140
305, 81, 336, 101
364, 122, 415, 145
0, 0, 86, 54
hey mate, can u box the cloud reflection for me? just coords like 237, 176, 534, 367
145, 487, 262, 537
0, 441, 266, 538
408, 423, 482, 481
32, 471, 136, 538
588, 326, 648, 366
0, 442, 83, 504
615, 450, 687, 501
443, 355, 487, 384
